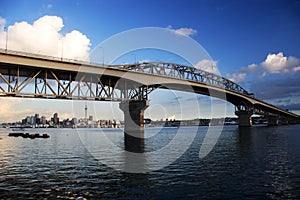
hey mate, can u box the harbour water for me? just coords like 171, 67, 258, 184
0, 125, 299, 199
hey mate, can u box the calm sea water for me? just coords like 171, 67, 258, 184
0, 125, 299, 199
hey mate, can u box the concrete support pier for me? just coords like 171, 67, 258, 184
119, 100, 149, 152
236, 110, 253, 127
268, 116, 279, 126
280, 118, 289, 125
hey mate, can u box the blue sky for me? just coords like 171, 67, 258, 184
0, 0, 300, 122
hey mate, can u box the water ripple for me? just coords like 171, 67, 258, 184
0, 126, 300, 199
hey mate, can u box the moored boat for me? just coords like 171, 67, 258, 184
8, 132, 50, 139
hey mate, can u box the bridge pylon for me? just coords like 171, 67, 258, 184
119, 100, 149, 152
267, 115, 279, 126
235, 106, 253, 127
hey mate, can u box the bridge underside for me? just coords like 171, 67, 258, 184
0, 63, 153, 101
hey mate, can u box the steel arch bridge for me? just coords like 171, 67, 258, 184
0, 49, 299, 127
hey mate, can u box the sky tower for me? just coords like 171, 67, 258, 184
85, 103, 88, 123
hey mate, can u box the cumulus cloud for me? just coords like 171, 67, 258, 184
167, 25, 197, 36
0, 98, 32, 122
227, 72, 246, 83
195, 59, 220, 74
225, 52, 300, 113
174, 28, 197, 36
0, 15, 91, 61
0, 17, 5, 31
227, 52, 300, 83
262, 52, 300, 73
226, 63, 260, 82
293, 66, 300, 72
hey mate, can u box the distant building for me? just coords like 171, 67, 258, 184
52, 113, 59, 125
25, 116, 30, 124
71, 118, 77, 125
41, 116, 47, 125
63, 118, 72, 128
35, 114, 40, 124
30, 116, 35, 125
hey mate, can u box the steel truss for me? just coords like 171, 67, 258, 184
0, 67, 152, 101
0, 57, 253, 103
111, 62, 251, 96
235, 101, 295, 120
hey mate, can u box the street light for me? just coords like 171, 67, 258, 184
58, 36, 64, 60
61, 37, 63, 61
4, 26, 8, 52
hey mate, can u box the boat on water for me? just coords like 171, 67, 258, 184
12, 127, 25, 131
164, 119, 181, 127
8, 132, 24, 137
8, 132, 50, 139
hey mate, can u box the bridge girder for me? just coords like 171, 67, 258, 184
0, 66, 152, 101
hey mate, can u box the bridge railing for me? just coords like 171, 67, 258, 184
110, 62, 251, 96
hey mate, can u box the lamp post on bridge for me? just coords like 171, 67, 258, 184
4, 26, 8, 53
58, 36, 64, 61
61, 38, 63, 61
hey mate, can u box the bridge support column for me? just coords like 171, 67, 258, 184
280, 118, 289, 125
236, 110, 253, 127
119, 100, 149, 152
268, 116, 279, 126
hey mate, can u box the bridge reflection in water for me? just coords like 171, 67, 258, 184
0, 49, 299, 135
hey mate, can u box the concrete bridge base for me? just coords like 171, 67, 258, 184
280, 118, 289, 125
119, 100, 149, 153
236, 110, 253, 127
268, 116, 279, 126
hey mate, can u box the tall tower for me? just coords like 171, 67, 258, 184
85, 104, 88, 123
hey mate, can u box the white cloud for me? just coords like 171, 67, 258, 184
0, 17, 6, 46
0, 15, 91, 61
227, 72, 246, 83
47, 4, 53, 9
262, 52, 300, 74
227, 52, 300, 83
260, 71, 267, 79
174, 28, 197, 36
43, 3, 53, 10
293, 66, 300, 72
195, 59, 220, 74
0, 17, 5, 31
168, 115, 176, 120
226, 64, 256, 83
262, 52, 287, 73
138, 59, 150, 63
167, 25, 197, 36
0, 98, 32, 122
59, 112, 75, 120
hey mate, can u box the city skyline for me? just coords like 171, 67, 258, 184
0, 0, 300, 122
4, 108, 123, 129
3, 104, 115, 124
